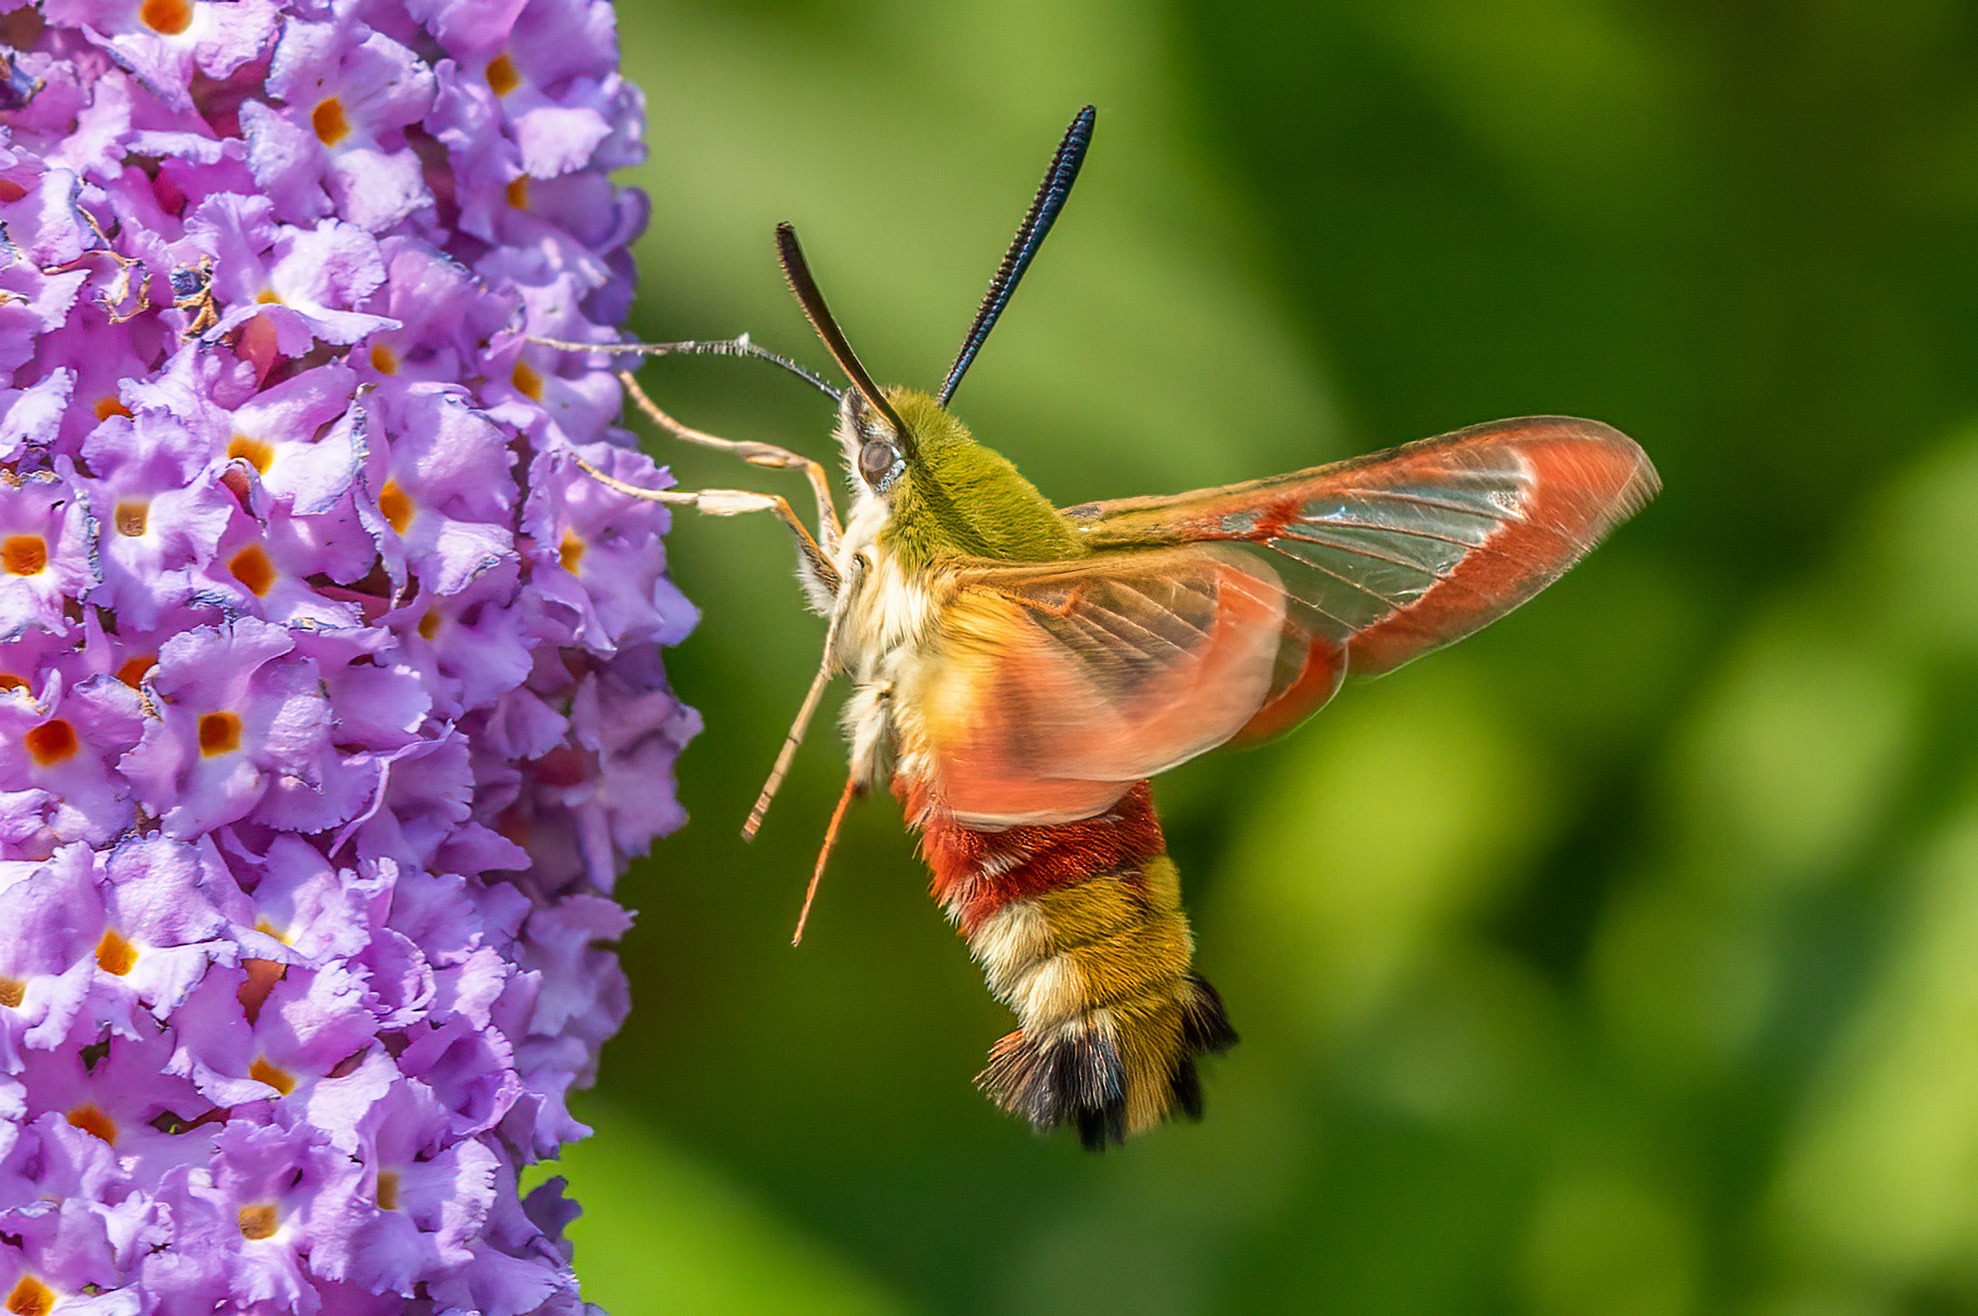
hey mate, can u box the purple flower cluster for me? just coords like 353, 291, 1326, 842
0, 0, 696, 1310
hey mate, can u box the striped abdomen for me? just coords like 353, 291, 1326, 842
906, 780, 1237, 1148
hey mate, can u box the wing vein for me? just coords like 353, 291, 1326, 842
1273, 529, 1461, 576
1343, 485, 1526, 521
1256, 544, 1378, 627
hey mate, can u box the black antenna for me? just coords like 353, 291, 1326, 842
938, 105, 1096, 407
775, 223, 914, 453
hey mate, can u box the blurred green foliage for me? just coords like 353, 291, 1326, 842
543, 1, 1978, 1311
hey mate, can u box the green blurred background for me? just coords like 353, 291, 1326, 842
544, 2, 1978, 1311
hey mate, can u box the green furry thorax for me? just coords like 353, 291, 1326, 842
880, 389, 1087, 571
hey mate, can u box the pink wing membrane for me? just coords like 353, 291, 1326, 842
915, 418, 1656, 826
917, 547, 1286, 827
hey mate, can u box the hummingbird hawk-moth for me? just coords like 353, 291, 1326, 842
557, 105, 1658, 1148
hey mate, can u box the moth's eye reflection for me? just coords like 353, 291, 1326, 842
859, 439, 901, 489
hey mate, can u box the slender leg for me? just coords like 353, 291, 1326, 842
614, 369, 844, 554
568, 453, 841, 594
792, 771, 859, 947
742, 555, 861, 842
572, 452, 860, 849
528, 333, 846, 554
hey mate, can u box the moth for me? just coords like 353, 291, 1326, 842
555, 106, 1658, 1148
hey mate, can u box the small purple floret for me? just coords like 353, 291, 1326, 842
0, 1, 693, 1310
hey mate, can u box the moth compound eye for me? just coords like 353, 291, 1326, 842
860, 440, 901, 490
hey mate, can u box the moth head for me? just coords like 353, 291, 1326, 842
841, 388, 907, 495
776, 105, 1094, 506
776, 222, 916, 482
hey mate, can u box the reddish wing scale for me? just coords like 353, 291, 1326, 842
1067, 415, 1661, 735
915, 417, 1657, 828
917, 545, 1287, 827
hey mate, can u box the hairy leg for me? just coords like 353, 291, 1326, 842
567, 452, 841, 595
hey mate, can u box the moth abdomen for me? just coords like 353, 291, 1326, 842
973, 969, 1236, 1149
914, 780, 1237, 1146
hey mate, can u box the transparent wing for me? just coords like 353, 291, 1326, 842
913, 416, 1657, 826
1061, 415, 1659, 734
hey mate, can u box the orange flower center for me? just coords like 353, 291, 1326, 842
378, 479, 414, 534
228, 434, 274, 471
96, 929, 138, 976
228, 543, 276, 596
198, 710, 243, 756
486, 52, 520, 97
139, 0, 194, 35
5, 1275, 56, 1316
24, 719, 77, 767
95, 395, 132, 421
114, 500, 148, 536
117, 655, 156, 688
2, 534, 47, 575
559, 530, 584, 573
249, 1056, 296, 1095
67, 1103, 116, 1144
312, 97, 351, 147
238, 1203, 280, 1240
511, 360, 543, 401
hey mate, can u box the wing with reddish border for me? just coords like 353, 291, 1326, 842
914, 545, 1287, 828
1062, 416, 1658, 736
911, 416, 1656, 827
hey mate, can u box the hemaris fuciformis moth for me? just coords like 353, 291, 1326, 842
550, 105, 1658, 1149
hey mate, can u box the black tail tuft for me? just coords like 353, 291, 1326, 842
1181, 974, 1240, 1055
977, 1026, 1129, 1150
1169, 1057, 1205, 1121
1165, 975, 1237, 1124
977, 979, 1240, 1146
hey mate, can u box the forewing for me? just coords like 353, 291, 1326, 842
912, 417, 1654, 828
1061, 415, 1658, 739
915, 545, 1288, 828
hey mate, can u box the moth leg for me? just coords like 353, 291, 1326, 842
791, 770, 859, 947
742, 555, 865, 843
614, 369, 844, 554
528, 334, 846, 552
569, 453, 842, 595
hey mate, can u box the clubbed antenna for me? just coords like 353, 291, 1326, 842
775, 222, 914, 454
938, 105, 1096, 406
